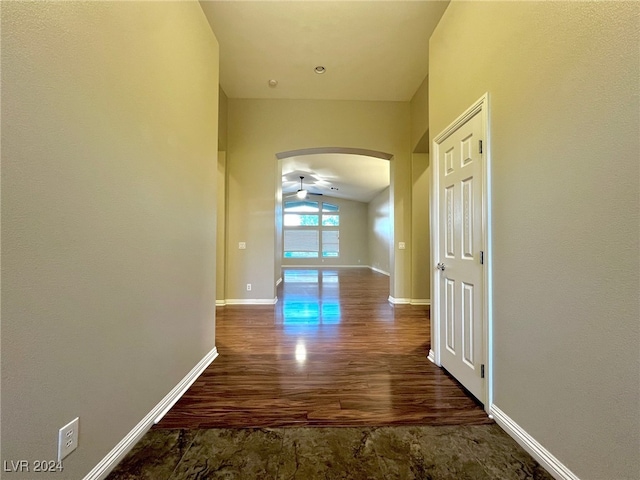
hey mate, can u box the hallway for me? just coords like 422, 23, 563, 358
4, 2, 636, 477
158, 268, 490, 429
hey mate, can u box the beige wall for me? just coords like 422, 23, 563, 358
410, 74, 430, 153
411, 154, 430, 302
282, 196, 369, 267
226, 99, 411, 301
1, 2, 219, 478
218, 86, 228, 151
430, 2, 639, 479
216, 152, 227, 302
216, 87, 228, 302
410, 75, 431, 303
368, 187, 391, 275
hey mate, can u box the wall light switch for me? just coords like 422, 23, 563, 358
399, 242, 406, 250
239, 242, 246, 250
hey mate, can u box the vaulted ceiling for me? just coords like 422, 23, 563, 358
282, 153, 390, 203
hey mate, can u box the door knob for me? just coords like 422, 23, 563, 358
436, 263, 446, 271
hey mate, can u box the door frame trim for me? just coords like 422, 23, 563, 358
431, 93, 492, 412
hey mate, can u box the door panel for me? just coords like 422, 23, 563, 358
445, 277, 455, 352
445, 186, 455, 257
462, 281, 474, 366
438, 111, 484, 402
462, 177, 474, 259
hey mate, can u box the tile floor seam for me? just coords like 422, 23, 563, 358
368, 428, 388, 480
275, 427, 285, 480
166, 428, 200, 480
460, 427, 502, 480
366, 427, 391, 480
471, 425, 539, 480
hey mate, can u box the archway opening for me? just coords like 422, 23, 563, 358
275, 147, 394, 299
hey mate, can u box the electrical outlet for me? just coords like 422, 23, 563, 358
246, 283, 252, 291
238, 242, 246, 249
398, 242, 406, 250
57, 417, 79, 462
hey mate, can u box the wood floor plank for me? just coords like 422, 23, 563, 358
157, 268, 491, 429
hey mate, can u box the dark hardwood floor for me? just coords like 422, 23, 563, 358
157, 268, 491, 429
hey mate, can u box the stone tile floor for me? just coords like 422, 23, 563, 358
107, 425, 554, 479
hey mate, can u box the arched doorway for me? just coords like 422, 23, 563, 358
275, 147, 394, 298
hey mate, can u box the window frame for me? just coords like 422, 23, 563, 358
283, 200, 340, 259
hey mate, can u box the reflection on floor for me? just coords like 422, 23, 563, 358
158, 267, 491, 428
281, 270, 341, 327
107, 425, 554, 480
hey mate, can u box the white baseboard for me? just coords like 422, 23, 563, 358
490, 405, 580, 480
410, 298, 431, 306
427, 349, 436, 364
389, 295, 431, 305
281, 264, 370, 269
225, 298, 278, 305
369, 266, 390, 276
84, 347, 218, 480
388, 297, 430, 305
215, 300, 226, 306
388, 296, 411, 304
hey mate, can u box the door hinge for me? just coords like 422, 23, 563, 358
479, 140, 483, 154
480, 251, 484, 265
481, 364, 485, 378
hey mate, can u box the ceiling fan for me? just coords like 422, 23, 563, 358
285, 176, 323, 200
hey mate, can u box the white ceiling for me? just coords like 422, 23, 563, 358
200, 1, 449, 201
200, 0, 448, 101
282, 153, 390, 203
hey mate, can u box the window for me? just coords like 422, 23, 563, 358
284, 214, 319, 226
284, 230, 318, 258
322, 230, 339, 257
284, 201, 340, 258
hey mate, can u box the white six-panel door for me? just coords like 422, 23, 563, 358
436, 110, 485, 402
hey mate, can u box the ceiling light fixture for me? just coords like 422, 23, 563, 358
314, 66, 326, 74
268, 79, 278, 87
296, 176, 308, 199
